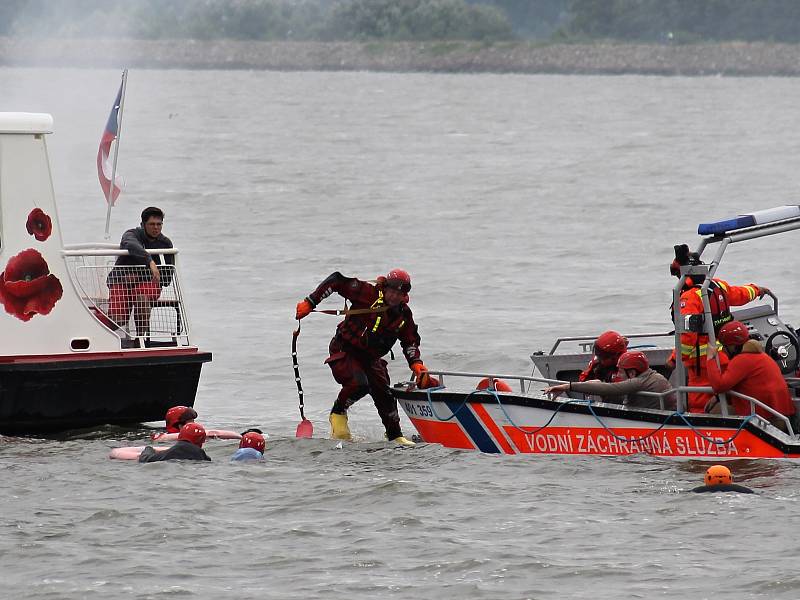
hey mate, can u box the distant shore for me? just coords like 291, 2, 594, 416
2, 37, 800, 76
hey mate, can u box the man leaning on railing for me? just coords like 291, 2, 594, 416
106, 206, 174, 338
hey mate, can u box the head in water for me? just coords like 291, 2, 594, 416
705, 465, 732, 486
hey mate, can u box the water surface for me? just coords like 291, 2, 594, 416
2, 68, 800, 599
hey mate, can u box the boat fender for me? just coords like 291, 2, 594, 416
476, 377, 513, 392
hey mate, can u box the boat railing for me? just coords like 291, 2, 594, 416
417, 370, 795, 436
62, 247, 189, 346
547, 331, 675, 355
420, 369, 560, 395
725, 388, 795, 436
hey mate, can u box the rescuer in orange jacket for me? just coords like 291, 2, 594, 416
668, 245, 769, 412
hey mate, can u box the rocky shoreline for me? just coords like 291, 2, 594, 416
2, 37, 800, 76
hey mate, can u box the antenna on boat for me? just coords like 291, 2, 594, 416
101, 69, 129, 239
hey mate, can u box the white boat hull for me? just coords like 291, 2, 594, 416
394, 388, 799, 459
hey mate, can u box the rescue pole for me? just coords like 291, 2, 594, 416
292, 320, 313, 438
291, 303, 388, 438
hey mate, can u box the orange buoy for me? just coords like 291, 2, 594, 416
476, 377, 513, 392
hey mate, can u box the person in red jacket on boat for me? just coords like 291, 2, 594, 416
578, 330, 628, 383
295, 269, 438, 446
668, 245, 769, 412
706, 320, 795, 431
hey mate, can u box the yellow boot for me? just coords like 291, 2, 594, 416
329, 413, 352, 441
390, 436, 416, 447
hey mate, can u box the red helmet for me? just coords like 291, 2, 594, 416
595, 331, 628, 355
239, 431, 266, 453
617, 351, 649, 374
385, 268, 411, 293
165, 406, 198, 433
178, 422, 206, 447
718, 320, 749, 346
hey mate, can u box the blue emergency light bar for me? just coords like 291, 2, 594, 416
698, 205, 800, 235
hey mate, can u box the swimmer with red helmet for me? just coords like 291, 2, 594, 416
691, 465, 754, 494
151, 406, 242, 442
230, 429, 266, 462
164, 405, 197, 433
139, 422, 211, 462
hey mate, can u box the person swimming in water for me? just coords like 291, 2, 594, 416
139, 422, 211, 462
163, 405, 197, 433
230, 429, 266, 462
691, 465, 754, 494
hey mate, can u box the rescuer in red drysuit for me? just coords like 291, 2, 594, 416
295, 269, 438, 446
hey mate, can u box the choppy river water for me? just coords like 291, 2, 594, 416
3, 67, 800, 599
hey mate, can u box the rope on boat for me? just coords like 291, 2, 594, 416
422, 386, 589, 435
422, 387, 755, 446
584, 401, 755, 446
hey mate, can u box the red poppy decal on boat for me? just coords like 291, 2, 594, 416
0, 248, 63, 321
26, 208, 53, 242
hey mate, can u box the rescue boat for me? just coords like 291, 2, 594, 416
394, 206, 800, 458
0, 113, 211, 433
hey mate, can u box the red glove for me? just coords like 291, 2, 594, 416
295, 299, 313, 320
411, 363, 439, 389
418, 373, 440, 389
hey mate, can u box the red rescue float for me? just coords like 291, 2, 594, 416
476, 377, 513, 392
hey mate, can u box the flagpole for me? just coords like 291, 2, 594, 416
103, 68, 128, 239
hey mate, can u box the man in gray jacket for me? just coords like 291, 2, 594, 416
107, 206, 174, 337
544, 351, 676, 410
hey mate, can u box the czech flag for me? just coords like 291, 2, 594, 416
97, 80, 124, 205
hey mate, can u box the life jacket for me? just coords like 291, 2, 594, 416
335, 290, 408, 357
672, 280, 733, 333
578, 357, 619, 383
706, 280, 733, 332
682, 280, 732, 374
